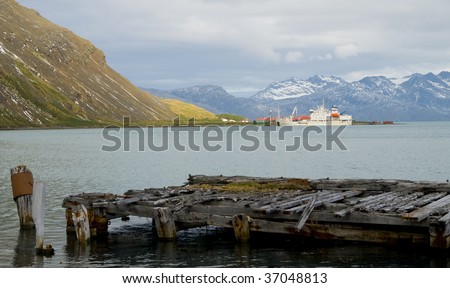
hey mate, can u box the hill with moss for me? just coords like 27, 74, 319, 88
0, 0, 215, 128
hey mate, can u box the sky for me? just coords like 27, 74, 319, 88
16, 0, 450, 96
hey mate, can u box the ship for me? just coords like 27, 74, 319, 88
276, 101, 353, 126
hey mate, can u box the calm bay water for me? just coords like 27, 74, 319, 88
1, 122, 450, 268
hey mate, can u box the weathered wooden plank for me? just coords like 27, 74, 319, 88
176, 211, 429, 245
256, 190, 352, 214
175, 211, 230, 227
341, 190, 364, 198
295, 195, 316, 231
176, 211, 299, 235
384, 192, 425, 213
410, 192, 447, 207
311, 210, 429, 227
285, 191, 361, 214
257, 192, 318, 212
106, 203, 157, 219
112, 197, 142, 205
357, 192, 402, 212
438, 211, 450, 225
335, 192, 397, 217
125, 188, 185, 199
403, 194, 450, 222
92, 201, 109, 208
285, 195, 338, 214
183, 204, 429, 228
312, 179, 400, 193
300, 223, 429, 245
62, 193, 118, 209
366, 192, 423, 213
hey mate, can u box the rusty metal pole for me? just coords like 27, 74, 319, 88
10, 165, 35, 229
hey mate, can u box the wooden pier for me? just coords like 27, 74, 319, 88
62, 175, 450, 249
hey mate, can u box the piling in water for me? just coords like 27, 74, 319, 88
10, 165, 35, 229
10, 165, 54, 256
71, 204, 91, 244
32, 182, 45, 252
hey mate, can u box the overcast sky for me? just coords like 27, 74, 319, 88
17, 0, 450, 96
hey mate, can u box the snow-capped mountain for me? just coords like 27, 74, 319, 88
251, 72, 450, 121
148, 71, 450, 122
401, 72, 450, 101
253, 75, 349, 102
438, 71, 450, 85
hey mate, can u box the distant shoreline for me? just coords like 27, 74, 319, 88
4, 120, 450, 131
0, 121, 393, 131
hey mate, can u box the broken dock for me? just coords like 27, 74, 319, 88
62, 175, 450, 249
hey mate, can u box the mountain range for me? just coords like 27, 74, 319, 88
0, 0, 215, 128
2, 0, 450, 127
148, 72, 450, 122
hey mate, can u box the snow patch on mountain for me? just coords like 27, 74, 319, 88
254, 77, 322, 100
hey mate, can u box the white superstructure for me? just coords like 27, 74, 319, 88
277, 101, 353, 126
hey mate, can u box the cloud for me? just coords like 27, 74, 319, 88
316, 53, 333, 61
16, 0, 450, 92
334, 44, 358, 59
285, 51, 304, 63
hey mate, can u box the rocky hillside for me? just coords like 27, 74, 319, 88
146, 85, 265, 118
0, 0, 181, 128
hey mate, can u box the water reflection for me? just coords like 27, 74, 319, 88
155, 241, 179, 266
13, 229, 43, 267
430, 257, 450, 268
233, 242, 250, 267
65, 233, 89, 259
55, 222, 450, 268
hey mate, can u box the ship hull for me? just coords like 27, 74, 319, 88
277, 119, 353, 126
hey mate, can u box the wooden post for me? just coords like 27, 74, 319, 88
154, 208, 177, 240
32, 182, 46, 253
91, 202, 109, 237
32, 182, 54, 257
233, 214, 250, 242
65, 209, 75, 234
10, 165, 35, 229
429, 212, 450, 249
72, 204, 90, 244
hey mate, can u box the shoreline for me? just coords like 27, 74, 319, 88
2, 120, 449, 131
